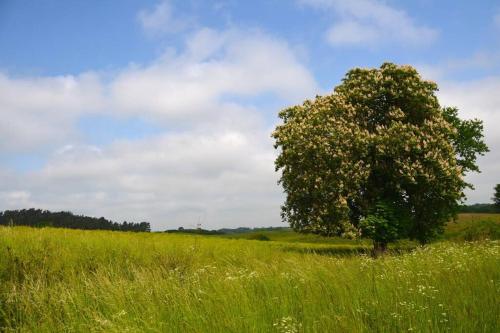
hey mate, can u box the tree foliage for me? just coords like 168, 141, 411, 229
359, 201, 408, 247
494, 184, 500, 209
459, 203, 497, 213
0, 208, 151, 232
272, 63, 488, 246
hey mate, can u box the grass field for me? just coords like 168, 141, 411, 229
222, 213, 500, 244
0, 215, 499, 332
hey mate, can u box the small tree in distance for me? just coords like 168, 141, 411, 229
272, 63, 488, 254
493, 184, 500, 210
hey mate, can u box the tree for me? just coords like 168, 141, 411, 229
272, 63, 488, 252
0, 208, 151, 232
493, 184, 500, 210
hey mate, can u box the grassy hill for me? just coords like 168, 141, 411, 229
220, 213, 500, 244
0, 214, 499, 332
443, 213, 500, 241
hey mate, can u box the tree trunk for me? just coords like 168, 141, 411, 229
372, 241, 387, 258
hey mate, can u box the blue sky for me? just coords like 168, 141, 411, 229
1, 0, 499, 229
2, 1, 499, 80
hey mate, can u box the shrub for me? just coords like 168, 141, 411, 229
247, 233, 271, 241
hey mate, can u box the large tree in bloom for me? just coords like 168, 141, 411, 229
272, 63, 488, 252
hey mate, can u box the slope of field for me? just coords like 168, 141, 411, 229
1, 222, 499, 332
443, 213, 500, 241
221, 228, 370, 245
221, 213, 500, 244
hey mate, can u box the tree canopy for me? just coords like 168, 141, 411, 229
272, 63, 488, 249
494, 184, 500, 209
0, 208, 151, 232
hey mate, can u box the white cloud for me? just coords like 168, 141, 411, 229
0, 72, 103, 152
494, 10, 500, 28
0, 191, 31, 208
299, 0, 438, 47
417, 52, 500, 81
416, 55, 500, 204
138, 1, 192, 35
0, 28, 317, 230
19, 128, 282, 229
437, 77, 500, 204
111, 28, 317, 121
325, 20, 379, 45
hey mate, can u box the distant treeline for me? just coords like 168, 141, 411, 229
0, 209, 150, 232
459, 204, 499, 214
219, 226, 290, 234
165, 227, 225, 235
165, 226, 289, 235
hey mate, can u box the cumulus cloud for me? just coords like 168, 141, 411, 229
299, 0, 438, 47
417, 55, 500, 203
437, 77, 500, 203
0, 72, 103, 152
111, 28, 317, 121
17, 129, 281, 229
138, 0, 192, 35
417, 52, 500, 80
0, 28, 317, 230
494, 10, 500, 28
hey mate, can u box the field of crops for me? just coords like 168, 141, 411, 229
0, 214, 499, 332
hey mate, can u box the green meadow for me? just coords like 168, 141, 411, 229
0, 214, 499, 332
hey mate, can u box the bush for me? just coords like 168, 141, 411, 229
246, 233, 271, 241
461, 221, 500, 241
444, 219, 500, 241
359, 202, 407, 246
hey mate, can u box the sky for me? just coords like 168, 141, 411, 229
1, 0, 499, 230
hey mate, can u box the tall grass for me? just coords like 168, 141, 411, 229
444, 213, 500, 241
0, 226, 498, 332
